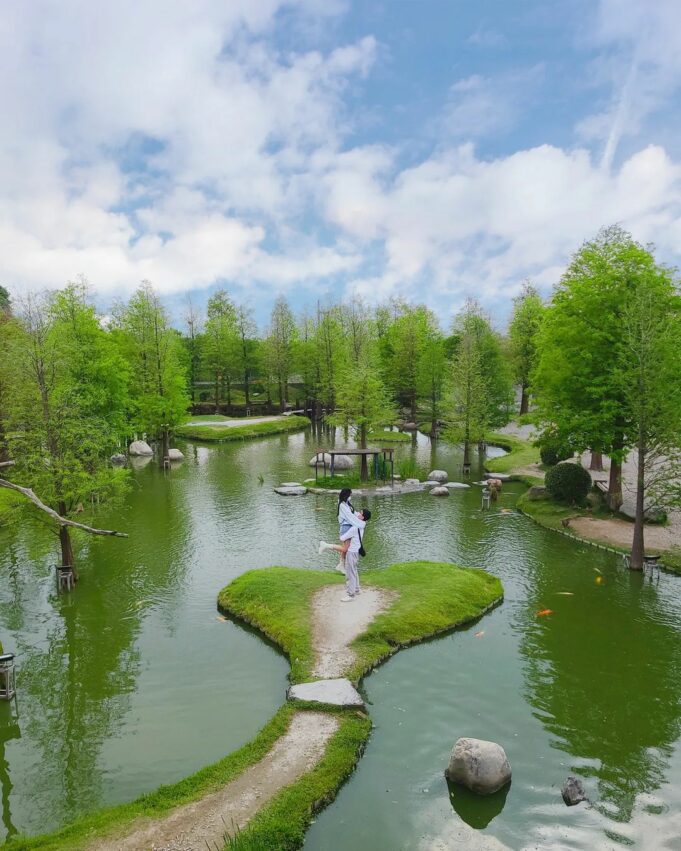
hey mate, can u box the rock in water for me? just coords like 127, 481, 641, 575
308, 452, 354, 470
430, 486, 450, 496
110, 453, 127, 465
128, 440, 153, 457
274, 485, 307, 496
445, 738, 512, 795
561, 776, 587, 806
445, 482, 470, 489
168, 448, 184, 461
428, 470, 448, 482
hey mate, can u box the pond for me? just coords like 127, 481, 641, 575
0, 425, 680, 849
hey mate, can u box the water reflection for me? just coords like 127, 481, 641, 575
448, 779, 510, 829
520, 542, 681, 825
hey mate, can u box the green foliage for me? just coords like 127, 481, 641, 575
2, 285, 130, 535
396, 457, 426, 480
366, 429, 410, 443
264, 297, 297, 410
539, 441, 572, 467
545, 462, 592, 505
509, 282, 544, 412
202, 289, 239, 406
112, 282, 189, 441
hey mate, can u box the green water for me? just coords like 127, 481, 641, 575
0, 427, 680, 849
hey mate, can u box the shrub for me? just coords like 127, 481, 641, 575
539, 442, 572, 467
545, 462, 592, 505
397, 458, 425, 480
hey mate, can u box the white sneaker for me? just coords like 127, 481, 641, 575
318, 541, 328, 554
335, 561, 346, 574
340, 595, 354, 602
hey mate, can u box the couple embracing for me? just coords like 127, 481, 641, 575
319, 488, 371, 603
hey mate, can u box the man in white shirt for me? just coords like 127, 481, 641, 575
339, 508, 371, 602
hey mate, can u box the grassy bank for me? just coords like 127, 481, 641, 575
485, 431, 542, 481
177, 415, 310, 442
218, 562, 503, 684
517, 490, 681, 574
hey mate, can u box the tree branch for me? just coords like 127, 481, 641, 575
0, 478, 128, 538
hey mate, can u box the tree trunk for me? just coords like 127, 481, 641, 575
589, 451, 604, 471
279, 380, 285, 412
519, 383, 529, 415
410, 393, 416, 424
630, 440, 646, 570
360, 423, 368, 481
463, 440, 471, 468
244, 372, 250, 407
607, 434, 624, 511
430, 394, 438, 439
161, 426, 170, 465
226, 379, 231, 407
214, 372, 220, 413
58, 501, 76, 578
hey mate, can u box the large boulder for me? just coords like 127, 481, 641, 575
167, 448, 184, 461
129, 440, 153, 457
110, 453, 127, 465
445, 738, 512, 795
561, 776, 587, 806
309, 453, 354, 470
430, 486, 449, 496
428, 470, 448, 482
402, 422, 418, 431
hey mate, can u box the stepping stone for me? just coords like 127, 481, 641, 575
281, 481, 302, 487
287, 678, 364, 708
274, 486, 307, 495
445, 482, 470, 489
484, 472, 511, 480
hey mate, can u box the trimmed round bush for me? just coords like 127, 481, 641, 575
539, 442, 572, 467
545, 462, 592, 505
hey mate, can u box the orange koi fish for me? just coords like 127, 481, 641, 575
536, 609, 553, 617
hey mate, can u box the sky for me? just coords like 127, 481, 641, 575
2, 0, 681, 329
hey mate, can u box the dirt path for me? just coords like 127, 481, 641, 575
569, 516, 680, 551
88, 712, 339, 851
311, 585, 398, 678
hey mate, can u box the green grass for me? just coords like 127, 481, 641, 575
225, 710, 371, 851
3, 704, 298, 850
219, 562, 503, 684
176, 415, 310, 442
184, 413, 231, 423
485, 431, 542, 480
366, 429, 411, 443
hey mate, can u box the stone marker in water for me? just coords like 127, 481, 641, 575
168, 448, 184, 461
428, 469, 448, 482
445, 482, 470, 489
274, 485, 307, 496
445, 737, 512, 795
561, 776, 587, 806
430, 486, 449, 496
288, 678, 364, 708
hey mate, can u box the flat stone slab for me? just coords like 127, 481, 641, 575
446, 482, 470, 489
287, 678, 364, 708
484, 472, 511, 481
274, 486, 307, 496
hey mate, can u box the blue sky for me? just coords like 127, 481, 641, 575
2, 0, 680, 330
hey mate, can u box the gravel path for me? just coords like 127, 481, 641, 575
311, 584, 398, 678
88, 712, 339, 851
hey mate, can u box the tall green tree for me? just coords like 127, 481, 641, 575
620, 282, 681, 568
380, 303, 432, 423
2, 285, 129, 571
112, 282, 189, 460
183, 296, 201, 406
235, 305, 259, 408
509, 282, 545, 415
418, 323, 447, 438
0, 288, 13, 461
533, 226, 662, 510
265, 297, 297, 411
445, 323, 486, 468
316, 305, 346, 415
203, 290, 238, 410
